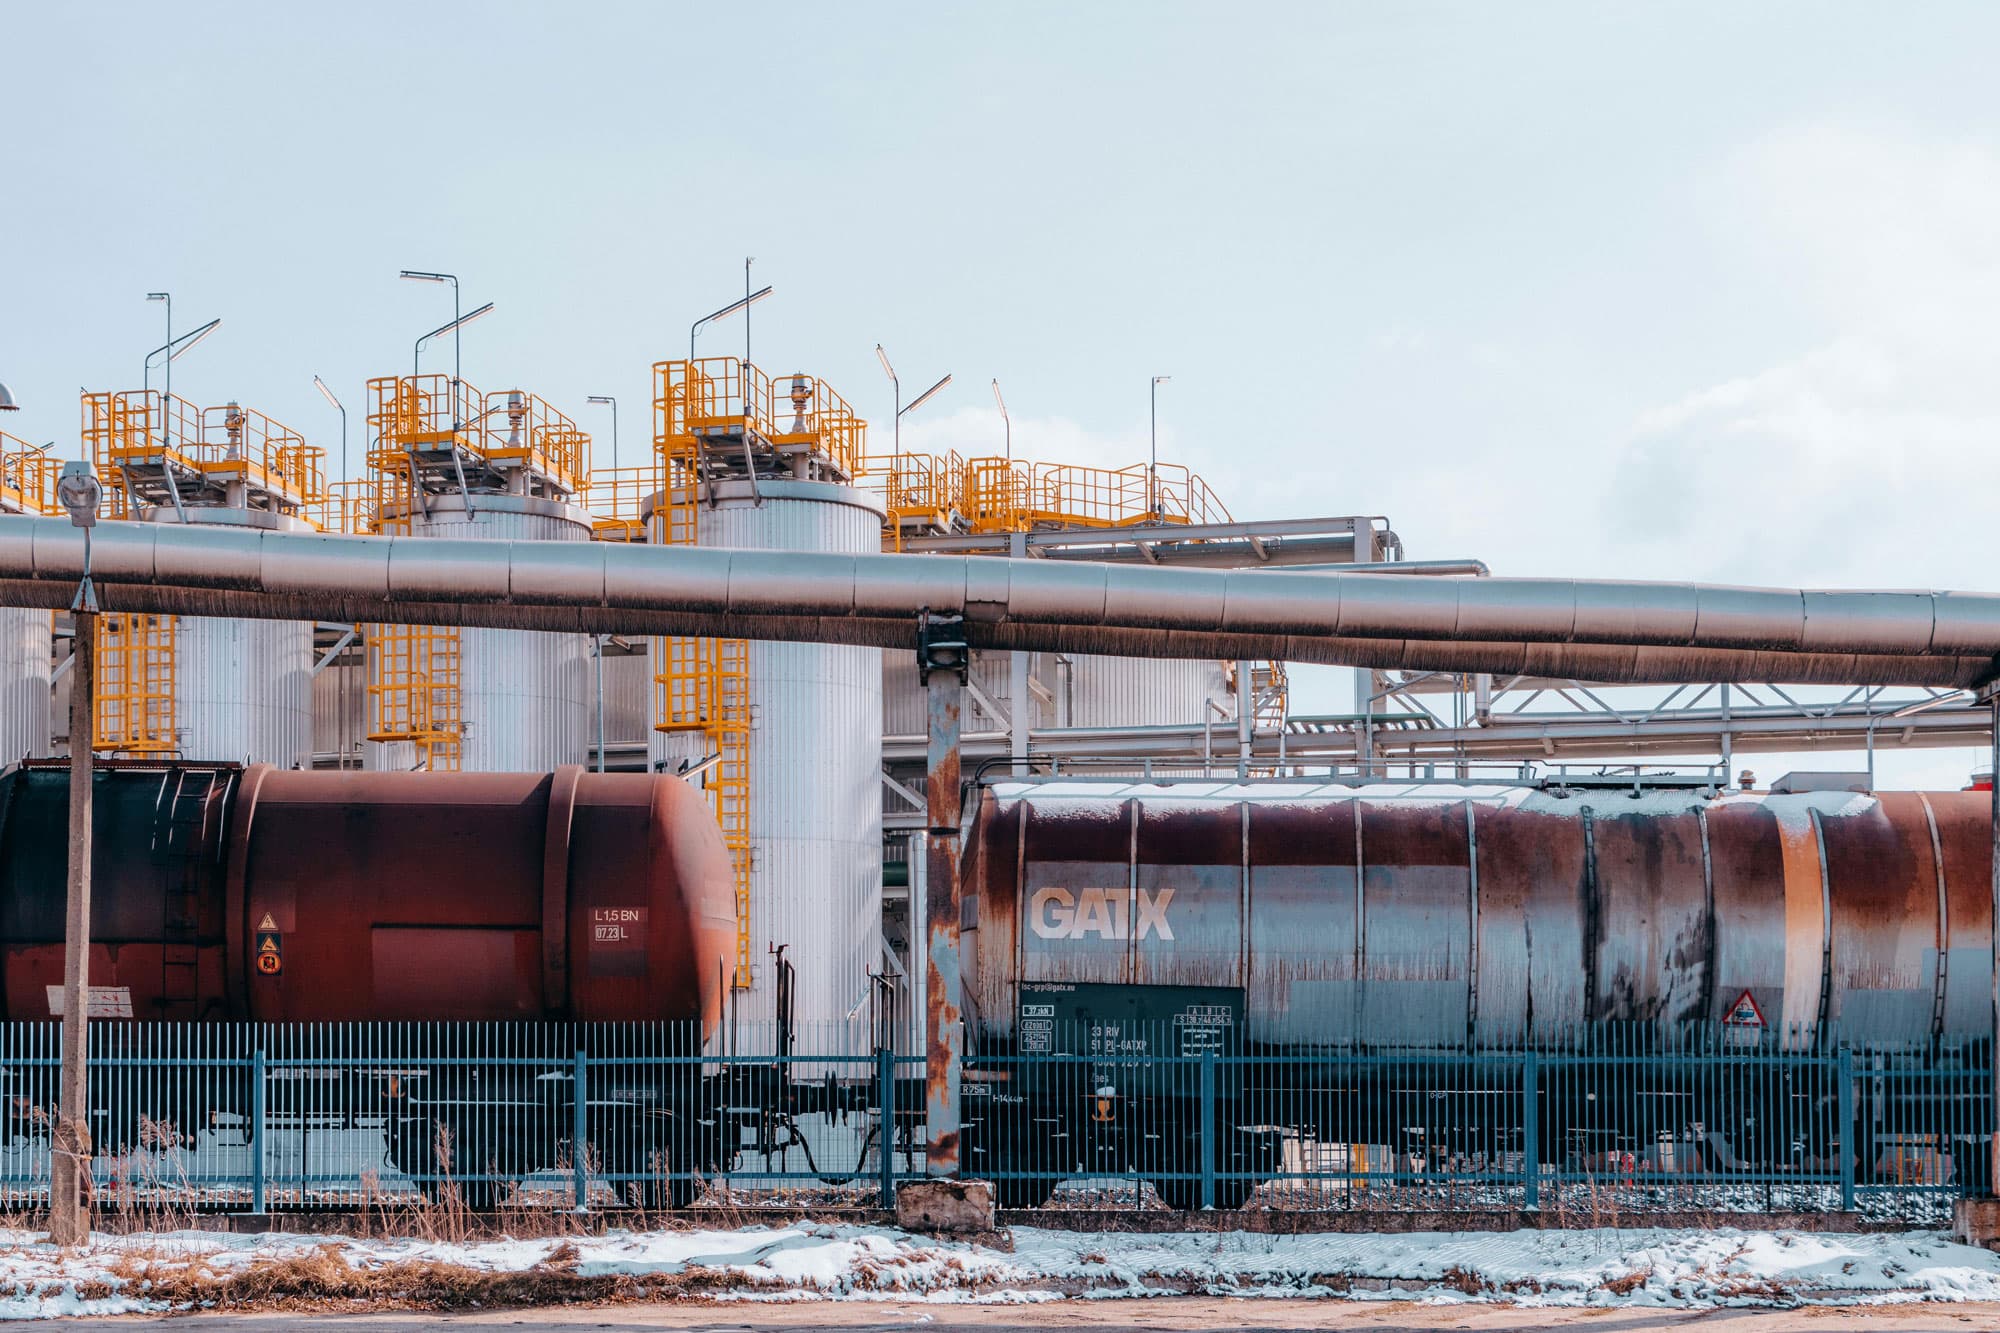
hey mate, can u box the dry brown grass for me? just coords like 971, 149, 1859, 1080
92, 1242, 747, 1313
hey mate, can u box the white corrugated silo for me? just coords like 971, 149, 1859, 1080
649, 478, 885, 1039
365, 494, 591, 772
0, 436, 53, 764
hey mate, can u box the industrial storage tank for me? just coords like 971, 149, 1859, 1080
0, 432, 54, 763
648, 477, 886, 1029
81, 393, 317, 767
0, 762, 736, 1030
363, 379, 592, 772
964, 779, 1995, 1052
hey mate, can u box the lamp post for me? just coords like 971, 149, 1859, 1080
586, 396, 618, 475
689, 285, 773, 362
875, 344, 951, 462
147, 292, 170, 410
992, 379, 1010, 463
401, 271, 484, 426
312, 376, 347, 485
1149, 375, 1170, 522
49, 459, 102, 1248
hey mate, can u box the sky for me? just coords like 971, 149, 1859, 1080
3, 1, 1997, 787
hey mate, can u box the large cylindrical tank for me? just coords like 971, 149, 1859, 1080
369, 495, 591, 772
0, 762, 735, 1031
649, 479, 884, 1033
144, 511, 313, 767
966, 781, 1996, 1052
0, 607, 51, 763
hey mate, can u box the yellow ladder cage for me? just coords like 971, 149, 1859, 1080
361, 375, 464, 771
95, 613, 178, 755
365, 622, 462, 771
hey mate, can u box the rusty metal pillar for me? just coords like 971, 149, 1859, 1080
919, 610, 968, 1177
1990, 692, 1999, 1196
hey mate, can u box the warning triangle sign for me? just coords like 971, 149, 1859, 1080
257, 914, 278, 933
1722, 988, 1766, 1028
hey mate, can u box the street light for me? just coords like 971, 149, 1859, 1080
402, 270, 481, 426
146, 292, 170, 406
992, 379, 1009, 463
0, 382, 18, 412
586, 395, 618, 474
312, 376, 347, 485
876, 344, 951, 461
1149, 375, 1171, 522
412, 302, 494, 426
689, 285, 773, 361
49, 458, 102, 1247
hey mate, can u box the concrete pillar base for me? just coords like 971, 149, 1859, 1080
1953, 1198, 2000, 1249
895, 1179, 995, 1235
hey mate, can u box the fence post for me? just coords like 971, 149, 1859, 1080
878, 1046, 896, 1209
1837, 1045, 1856, 1212
1199, 1047, 1216, 1211
1522, 1051, 1540, 1212
572, 1049, 589, 1212
250, 1045, 266, 1215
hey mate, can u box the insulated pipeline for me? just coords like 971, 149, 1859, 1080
1, 516, 1997, 686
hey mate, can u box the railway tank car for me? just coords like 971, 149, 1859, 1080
0, 760, 738, 1206
0, 761, 737, 1028
956, 778, 1998, 1207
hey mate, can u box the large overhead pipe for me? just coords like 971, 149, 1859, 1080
0, 516, 1998, 687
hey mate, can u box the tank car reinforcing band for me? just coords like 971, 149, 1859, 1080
1464, 799, 1480, 1045
1918, 792, 1949, 1042
541, 764, 582, 1016
221, 762, 276, 1016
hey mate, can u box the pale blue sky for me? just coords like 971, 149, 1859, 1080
5, 1, 1999, 784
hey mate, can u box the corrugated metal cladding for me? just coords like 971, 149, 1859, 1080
598, 649, 650, 748
650, 481, 884, 1043
141, 514, 314, 767
882, 649, 1228, 735
366, 499, 591, 773
0, 608, 51, 763
312, 659, 367, 767
176, 617, 312, 766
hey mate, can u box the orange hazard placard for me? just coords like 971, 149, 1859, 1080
255, 929, 283, 977
1722, 988, 1765, 1028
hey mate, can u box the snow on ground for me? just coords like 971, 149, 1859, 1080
0, 1223, 1998, 1318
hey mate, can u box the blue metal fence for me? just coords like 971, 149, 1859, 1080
0, 1021, 1983, 1219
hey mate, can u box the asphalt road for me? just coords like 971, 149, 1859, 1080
54, 1300, 2000, 1331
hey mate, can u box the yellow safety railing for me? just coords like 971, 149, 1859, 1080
0, 432, 58, 515
656, 358, 866, 480
859, 450, 965, 550
584, 465, 657, 542
95, 612, 177, 755
81, 390, 326, 520
480, 388, 587, 495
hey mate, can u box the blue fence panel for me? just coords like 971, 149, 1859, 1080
0, 1019, 1981, 1217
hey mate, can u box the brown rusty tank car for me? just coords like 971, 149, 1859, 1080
0, 761, 736, 1035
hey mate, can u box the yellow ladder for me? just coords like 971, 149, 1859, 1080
653, 359, 755, 988
365, 622, 462, 771
95, 612, 178, 754
362, 377, 464, 770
